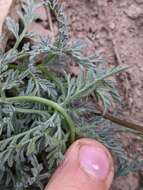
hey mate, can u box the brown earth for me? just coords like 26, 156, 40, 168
64, 0, 143, 189
65, 0, 143, 124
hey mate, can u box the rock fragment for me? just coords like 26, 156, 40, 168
125, 4, 142, 19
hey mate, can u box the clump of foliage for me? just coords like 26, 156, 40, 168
0, 0, 143, 189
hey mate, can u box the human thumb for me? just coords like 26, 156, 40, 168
45, 138, 114, 190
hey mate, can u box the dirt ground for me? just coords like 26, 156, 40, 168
65, 0, 143, 124
64, 0, 143, 189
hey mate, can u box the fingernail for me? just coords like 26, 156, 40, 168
79, 145, 110, 180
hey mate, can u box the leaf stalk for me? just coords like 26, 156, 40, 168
0, 96, 76, 143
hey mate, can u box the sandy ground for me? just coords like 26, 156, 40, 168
64, 0, 143, 189
65, 0, 143, 123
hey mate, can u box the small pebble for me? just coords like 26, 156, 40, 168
125, 4, 142, 19
97, 0, 107, 7
109, 22, 116, 30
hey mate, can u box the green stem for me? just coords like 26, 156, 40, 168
17, 51, 29, 59
42, 54, 57, 65
64, 66, 128, 105
0, 83, 6, 100
38, 65, 66, 96
14, 107, 49, 117
13, 27, 27, 50
0, 96, 76, 143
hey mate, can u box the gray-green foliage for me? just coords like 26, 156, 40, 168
0, 0, 142, 189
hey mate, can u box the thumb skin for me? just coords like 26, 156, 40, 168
45, 138, 114, 190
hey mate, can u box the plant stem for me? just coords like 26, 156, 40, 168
0, 96, 76, 143
14, 107, 49, 117
13, 27, 27, 50
0, 83, 6, 100
64, 66, 129, 105
38, 65, 66, 96
104, 113, 143, 134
